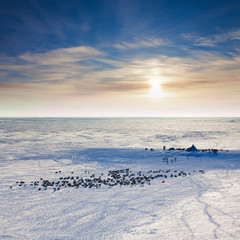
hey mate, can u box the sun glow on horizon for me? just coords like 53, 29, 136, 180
149, 78, 163, 98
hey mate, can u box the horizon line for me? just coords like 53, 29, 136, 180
0, 116, 239, 119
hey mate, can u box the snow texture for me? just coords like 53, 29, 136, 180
0, 118, 240, 239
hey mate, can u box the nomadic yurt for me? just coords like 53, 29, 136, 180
186, 144, 198, 152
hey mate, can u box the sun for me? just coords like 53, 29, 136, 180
150, 78, 163, 98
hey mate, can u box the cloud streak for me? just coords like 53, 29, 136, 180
114, 38, 168, 50
19, 46, 103, 65
182, 29, 240, 47
0, 41, 240, 116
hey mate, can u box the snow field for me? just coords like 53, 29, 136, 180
0, 148, 240, 239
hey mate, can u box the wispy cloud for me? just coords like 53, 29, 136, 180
19, 46, 103, 65
182, 29, 240, 47
114, 38, 168, 50
0, 44, 240, 111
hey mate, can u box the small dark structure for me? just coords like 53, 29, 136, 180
186, 144, 198, 152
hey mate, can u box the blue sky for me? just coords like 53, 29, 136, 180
0, 0, 240, 117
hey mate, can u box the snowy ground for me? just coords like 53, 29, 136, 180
0, 148, 240, 239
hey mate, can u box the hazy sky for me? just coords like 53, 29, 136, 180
0, 0, 240, 117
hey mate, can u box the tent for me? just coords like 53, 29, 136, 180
186, 144, 198, 152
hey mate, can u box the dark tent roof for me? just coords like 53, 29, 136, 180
186, 144, 198, 152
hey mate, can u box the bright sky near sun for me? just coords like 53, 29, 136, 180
0, 0, 240, 117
